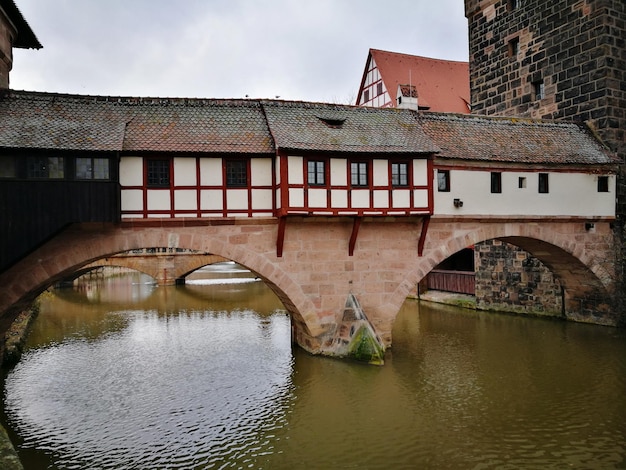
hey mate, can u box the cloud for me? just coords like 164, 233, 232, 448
10, 0, 468, 102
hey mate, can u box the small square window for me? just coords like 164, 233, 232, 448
391, 162, 408, 187
538, 173, 549, 193
226, 160, 248, 187
508, 37, 520, 57
437, 169, 450, 192
307, 160, 325, 186
147, 159, 170, 187
597, 176, 609, 192
491, 172, 502, 193
518, 176, 527, 188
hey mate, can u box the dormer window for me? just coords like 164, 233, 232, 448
317, 116, 346, 128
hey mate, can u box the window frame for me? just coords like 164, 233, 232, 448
146, 158, 171, 188
350, 161, 369, 187
225, 159, 248, 188
508, 37, 520, 57
391, 162, 409, 187
533, 80, 545, 100
538, 173, 549, 194
437, 169, 450, 192
597, 175, 609, 193
75, 156, 110, 180
27, 156, 65, 179
491, 172, 502, 194
307, 159, 326, 186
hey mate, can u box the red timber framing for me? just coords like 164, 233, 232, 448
120, 154, 276, 219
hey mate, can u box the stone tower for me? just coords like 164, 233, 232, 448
464, 0, 625, 161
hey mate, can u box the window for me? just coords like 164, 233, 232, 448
350, 162, 368, 187
147, 159, 170, 187
597, 176, 609, 192
508, 0, 520, 11
27, 156, 64, 179
437, 169, 450, 192
533, 80, 545, 100
491, 172, 502, 193
307, 160, 325, 186
518, 176, 527, 188
0, 156, 16, 178
363, 89, 370, 102
508, 37, 520, 57
377, 82, 383, 96
538, 173, 549, 193
76, 157, 110, 180
391, 162, 409, 187
226, 160, 247, 187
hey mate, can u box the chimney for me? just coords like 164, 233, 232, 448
0, 0, 42, 89
396, 84, 418, 110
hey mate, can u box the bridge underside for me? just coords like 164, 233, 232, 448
0, 217, 619, 364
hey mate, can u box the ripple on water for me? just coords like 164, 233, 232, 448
4, 309, 294, 469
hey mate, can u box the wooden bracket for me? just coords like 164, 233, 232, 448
349, 217, 362, 256
277, 217, 286, 257
418, 216, 430, 256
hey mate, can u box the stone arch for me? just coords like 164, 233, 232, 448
388, 222, 615, 326
0, 224, 321, 343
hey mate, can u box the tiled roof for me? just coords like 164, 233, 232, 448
0, 91, 126, 151
262, 100, 439, 154
120, 98, 274, 153
418, 113, 619, 165
0, 91, 274, 154
363, 49, 470, 113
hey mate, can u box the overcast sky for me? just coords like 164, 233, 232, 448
10, 0, 469, 104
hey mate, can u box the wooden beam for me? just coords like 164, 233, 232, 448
418, 216, 430, 256
349, 217, 362, 256
277, 217, 286, 257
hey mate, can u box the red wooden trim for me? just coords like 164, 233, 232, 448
196, 157, 201, 218
276, 216, 286, 257
349, 217, 362, 256
427, 158, 434, 214
279, 152, 289, 212
418, 215, 430, 256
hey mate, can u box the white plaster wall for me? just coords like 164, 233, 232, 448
413, 189, 429, 208
392, 189, 410, 208
351, 190, 370, 208
308, 188, 327, 208
200, 158, 222, 185
200, 190, 223, 210
251, 158, 273, 186
251, 189, 273, 210
331, 190, 348, 208
288, 156, 303, 184
119, 157, 143, 186
289, 188, 304, 207
226, 189, 248, 210
434, 169, 616, 217
373, 190, 388, 208
413, 160, 428, 186
373, 160, 388, 186
121, 189, 143, 211
330, 158, 347, 186
174, 158, 196, 186
174, 190, 197, 210
147, 190, 171, 211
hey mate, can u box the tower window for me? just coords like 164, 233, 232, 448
508, 0, 520, 11
533, 80, 545, 100
508, 37, 520, 57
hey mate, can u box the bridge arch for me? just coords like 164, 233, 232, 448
388, 222, 615, 327
0, 223, 323, 350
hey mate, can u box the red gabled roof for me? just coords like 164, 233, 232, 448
358, 48, 470, 114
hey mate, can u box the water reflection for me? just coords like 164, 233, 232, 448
2, 265, 626, 469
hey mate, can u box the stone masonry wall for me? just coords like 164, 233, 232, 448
475, 240, 563, 317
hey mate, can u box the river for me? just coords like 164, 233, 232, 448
1, 263, 625, 469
